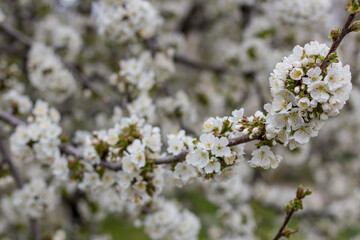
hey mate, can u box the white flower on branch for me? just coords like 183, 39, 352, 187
27, 43, 77, 103
92, 0, 162, 43
144, 200, 200, 240
265, 41, 352, 148
1, 178, 58, 220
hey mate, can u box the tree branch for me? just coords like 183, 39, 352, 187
0, 22, 32, 47
174, 55, 227, 73
0, 109, 262, 171
0, 109, 26, 126
320, 13, 357, 70
228, 134, 262, 146
273, 185, 312, 240
0, 139, 24, 188
273, 209, 295, 240
29, 219, 41, 240
144, 39, 227, 74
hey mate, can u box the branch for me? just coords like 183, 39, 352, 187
63, 63, 116, 107
174, 55, 227, 74
273, 185, 312, 240
320, 13, 357, 70
0, 110, 262, 171
144, 39, 227, 74
29, 219, 41, 240
0, 139, 41, 240
273, 210, 295, 240
228, 134, 261, 146
0, 22, 32, 47
155, 150, 189, 165
0, 139, 24, 188
0, 109, 26, 126
60, 144, 83, 159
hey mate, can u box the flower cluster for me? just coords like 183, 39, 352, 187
203, 163, 256, 239
144, 200, 200, 240
79, 116, 164, 206
35, 16, 83, 62
1, 89, 32, 114
127, 93, 156, 121
181, 108, 283, 171
184, 110, 248, 178
249, 146, 282, 169
165, 130, 197, 186
265, 41, 352, 150
27, 43, 77, 103
209, 205, 256, 240
1, 0, 360, 238
157, 91, 198, 125
205, 164, 252, 205
110, 53, 156, 93
1, 178, 57, 220
8, 100, 70, 181
268, 0, 331, 25
92, 0, 163, 43
110, 51, 174, 94
10, 100, 63, 166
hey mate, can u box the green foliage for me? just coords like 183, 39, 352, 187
101, 216, 151, 240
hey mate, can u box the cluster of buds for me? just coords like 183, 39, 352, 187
234, 110, 266, 140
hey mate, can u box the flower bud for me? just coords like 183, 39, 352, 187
328, 27, 341, 41
350, 20, 360, 32
252, 127, 260, 134
294, 86, 300, 94
346, 0, 360, 14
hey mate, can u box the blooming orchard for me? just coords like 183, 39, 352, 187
1, 0, 360, 239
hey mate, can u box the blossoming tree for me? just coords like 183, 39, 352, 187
1, 0, 360, 239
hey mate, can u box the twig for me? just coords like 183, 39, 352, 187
228, 134, 262, 146
155, 151, 189, 165
0, 139, 24, 188
99, 161, 122, 171
273, 185, 312, 240
144, 39, 227, 74
0, 109, 26, 126
63, 63, 116, 107
60, 144, 83, 159
0, 22, 32, 47
174, 55, 227, 73
29, 219, 41, 240
273, 210, 295, 240
320, 13, 357, 70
